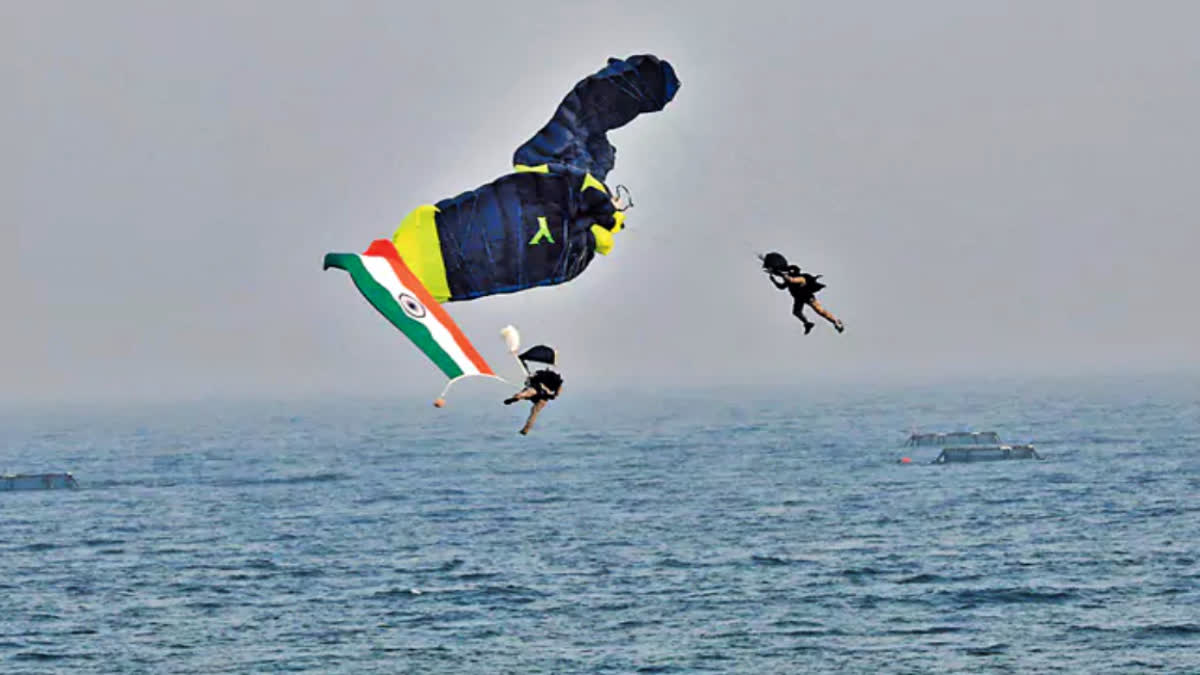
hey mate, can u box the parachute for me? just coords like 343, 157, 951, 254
501, 324, 556, 379
326, 55, 679, 402
513, 54, 681, 182
500, 325, 558, 376
388, 54, 679, 303
760, 252, 790, 275
518, 345, 558, 373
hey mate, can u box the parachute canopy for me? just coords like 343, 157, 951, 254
387, 54, 679, 304
761, 252, 790, 275
513, 54, 680, 181
519, 345, 558, 369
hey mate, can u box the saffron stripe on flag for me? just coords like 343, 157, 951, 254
363, 240, 493, 376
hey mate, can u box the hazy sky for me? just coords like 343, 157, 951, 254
4, 1, 1199, 404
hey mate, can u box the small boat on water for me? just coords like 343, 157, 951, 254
933, 445, 1041, 464
898, 429, 1042, 464
1, 473, 80, 491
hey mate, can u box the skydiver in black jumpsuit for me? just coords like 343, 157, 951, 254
761, 252, 845, 335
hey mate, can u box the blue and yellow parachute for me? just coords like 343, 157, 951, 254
386, 54, 679, 303
326, 55, 678, 397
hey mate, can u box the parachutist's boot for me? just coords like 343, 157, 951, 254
504, 397, 518, 405
803, 321, 815, 335
834, 320, 845, 334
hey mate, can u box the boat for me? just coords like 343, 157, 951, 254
898, 429, 1043, 464
1, 473, 80, 491
932, 445, 1041, 463
906, 431, 1001, 447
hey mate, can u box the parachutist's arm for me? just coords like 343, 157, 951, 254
768, 274, 788, 290
783, 275, 806, 286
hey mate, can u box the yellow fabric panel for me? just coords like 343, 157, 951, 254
591, 212, 626, 255
591, 224, 615, 256
391, 204, 452, 302
514, 164, 550, 173
580, 173, 607, 194
611, 211, 626, 233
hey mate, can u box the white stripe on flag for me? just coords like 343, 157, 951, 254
360, 255, 484, 376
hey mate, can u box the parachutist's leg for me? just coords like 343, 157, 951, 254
520, 399, 548, 435
808, 298, 844, 333
505, 387, 537, 405
792, 299, 815, 335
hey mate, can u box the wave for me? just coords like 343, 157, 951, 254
1133, 624, 1200, 638
749, 555, 818, 567
964, 643, 1009, 656
78, 472, 350, 490
885, 626, 966, 636
395, 558, 464, 574
949, 587, 1077, 607
205, 472, 350, 488
897, 573, 944, 584
10, 652, 96, 662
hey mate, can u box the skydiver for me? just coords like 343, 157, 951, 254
503, 368, 564, 435
761, 252, 845, 335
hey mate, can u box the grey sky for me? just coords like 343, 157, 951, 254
4, 1, 1199, 404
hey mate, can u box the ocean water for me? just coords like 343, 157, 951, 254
2, 375, 1198, 674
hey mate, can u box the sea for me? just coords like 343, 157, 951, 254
2, 374, 1198, 674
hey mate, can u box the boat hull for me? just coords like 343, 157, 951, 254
1, 473, 80, 490
933, 446, 1041, 464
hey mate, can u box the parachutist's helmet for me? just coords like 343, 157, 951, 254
760, 252, 789, 274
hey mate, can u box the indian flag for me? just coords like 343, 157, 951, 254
324, 240, 494, 381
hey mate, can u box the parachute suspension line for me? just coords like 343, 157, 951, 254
512, 352, 530, 376
437, 373, 515, 400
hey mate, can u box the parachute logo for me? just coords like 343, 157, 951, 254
397, 293, 427, 319
529, 216, 555, 246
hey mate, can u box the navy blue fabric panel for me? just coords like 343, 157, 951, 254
513, 54, 680, 181
433, 172, 608, 301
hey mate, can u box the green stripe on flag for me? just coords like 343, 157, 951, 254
325, 253, 466, 379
